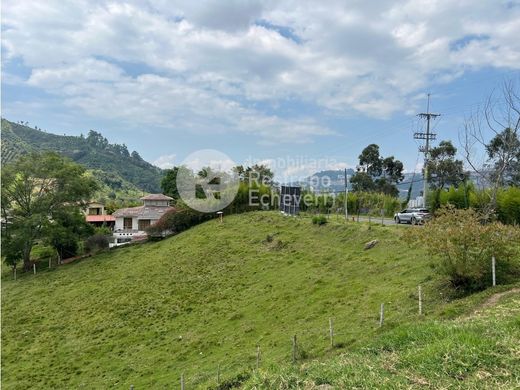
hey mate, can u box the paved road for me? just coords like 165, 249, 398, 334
349, 216, 415, 226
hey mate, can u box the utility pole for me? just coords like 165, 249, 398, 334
414, 93, 439, 208
344, 168, 348, 221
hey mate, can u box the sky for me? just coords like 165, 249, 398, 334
2, 0, 520, 181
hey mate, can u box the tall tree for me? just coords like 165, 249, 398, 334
161, 167, 180, 201
486, 127, 520, 186
1, 152, 98, 270
351, 144, 404, 196
426, 140, 465, 189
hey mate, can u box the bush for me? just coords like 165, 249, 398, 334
497, 187, 520, 225
312, 215, 328, 225
146, 206, 214, 238
406, 206, 520, 292
85, 234, 109, 253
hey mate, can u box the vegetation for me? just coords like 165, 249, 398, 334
2, 211, 468, 389
350, 144, 404, 196
311, 215, 327, 225
406, 207, 520, 292
244, 292, 520, 388
1, 152, 97, 270
1, 118, 163, 193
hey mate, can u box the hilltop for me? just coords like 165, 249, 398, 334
3, 212, 518, 388
1, 118, 163, 193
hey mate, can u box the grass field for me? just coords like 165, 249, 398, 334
2, 212, 519, 389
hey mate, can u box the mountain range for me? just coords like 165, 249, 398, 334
1, 119, 163, 196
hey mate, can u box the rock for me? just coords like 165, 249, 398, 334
364, 239, 379, 250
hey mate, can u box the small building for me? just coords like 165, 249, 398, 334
112, 194, 174, 245
84, 202, 115, 229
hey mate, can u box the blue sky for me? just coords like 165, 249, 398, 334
2, 0, 520, 181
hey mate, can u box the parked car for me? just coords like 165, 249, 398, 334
394, 208, 431, 225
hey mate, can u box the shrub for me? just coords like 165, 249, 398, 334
405, 206, 520, 292
497, 187, 520, 225
85, 234, 109, 253
146, 206, 213, 238
312, 215, 328, 225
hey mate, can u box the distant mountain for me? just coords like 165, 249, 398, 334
292, 169, 425, 200
1, 118, 163, 193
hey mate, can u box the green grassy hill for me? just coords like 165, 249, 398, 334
2, 212, 519, 389
1, 118, 163, 193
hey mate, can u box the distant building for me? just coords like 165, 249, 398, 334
112, 194, 174, 245
84, 202, 115, 229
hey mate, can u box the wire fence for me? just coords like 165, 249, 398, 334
121, 283, 454, 389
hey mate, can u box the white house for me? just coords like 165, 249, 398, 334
112, 194, 174, 245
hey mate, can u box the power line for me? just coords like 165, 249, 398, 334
414, 93, 440, 207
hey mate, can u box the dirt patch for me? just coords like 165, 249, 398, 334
467, 288, 520, 318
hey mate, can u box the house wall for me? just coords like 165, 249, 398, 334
115, 217, 138, 231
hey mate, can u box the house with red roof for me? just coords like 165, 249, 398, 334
84, 202, 116, 229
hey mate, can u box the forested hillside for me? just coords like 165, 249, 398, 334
1, 119, 163, 193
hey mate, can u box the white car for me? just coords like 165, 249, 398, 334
394, 208, 431, 225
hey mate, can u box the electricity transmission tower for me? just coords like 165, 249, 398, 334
414, 93, 439, 207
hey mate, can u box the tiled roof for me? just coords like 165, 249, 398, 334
140, 194, 173, 201
86, 215, 115, 222
112, 206, 175, 219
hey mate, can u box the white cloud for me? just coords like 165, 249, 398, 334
2, 0, 520, 141
153, 154, 177, 169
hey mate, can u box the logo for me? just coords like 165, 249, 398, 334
176, 149, 240, 213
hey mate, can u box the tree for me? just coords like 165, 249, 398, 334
486, 127, 520, 186
1, 152, 98, 270
45, 208, 94, 260
426, 140, 466, 209
427, 141, 465, 189
358, 144, 383, 177
350, 172, 375, 192
462, 80, 520, 214
351, 144, 404, 196
161, 167, 180, 201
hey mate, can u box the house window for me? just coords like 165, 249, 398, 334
138, 219, 151, 231
123, 218, 133, 230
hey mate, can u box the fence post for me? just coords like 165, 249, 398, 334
181, 373, 184, 390
292, 335, 297, 363
379, 303, 384, 327
13, 267, 17, 281
492, 256, 496, 286
418, 285, 423, 315
329, 318, 334, 348
256, 345, 261, 369
33, 263, 36, 275
130, 386, 134, 390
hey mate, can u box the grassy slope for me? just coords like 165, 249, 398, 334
246, 293, 520, 389
1, 212, 518, 389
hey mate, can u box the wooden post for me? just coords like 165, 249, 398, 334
181, 373, 184, 390
256, 345, 260, 369
379, 303, 384, 327
130, 386, 134, 390
329, 318, 334, 348
418, 285, 423, 315
33, 263, 36, 275
292, 335, 297, 363
492, 256, 496, 286
13, 267, 17, 281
